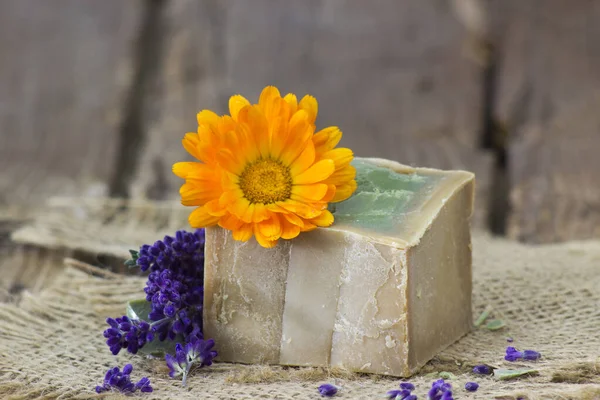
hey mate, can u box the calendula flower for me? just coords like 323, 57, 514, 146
173, 86, 357, 248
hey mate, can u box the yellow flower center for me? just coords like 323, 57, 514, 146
239, 158, 293, 204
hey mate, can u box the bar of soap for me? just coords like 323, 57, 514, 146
204, 157, 474, 376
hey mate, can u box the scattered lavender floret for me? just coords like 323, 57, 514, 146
507, 337, 514, 343
318, 383, 339, 397
95, 364, 153, 394
103, 316, 152, 355
464, 382, 479, 392
428, 379, 453, 400
472, 364, 493, 375
165, 337, 217, 386
505, 346, 541, 362
400, 382, 416, 391
386, 389, 414, 399
523, 350, 542, 361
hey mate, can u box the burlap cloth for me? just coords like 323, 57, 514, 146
1, 198, 599, 399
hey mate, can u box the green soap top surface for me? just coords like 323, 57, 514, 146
330, 159, 445, 235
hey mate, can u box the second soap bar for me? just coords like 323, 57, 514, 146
204, 157, 474, 376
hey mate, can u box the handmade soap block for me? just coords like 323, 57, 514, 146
204, 157, 474, 376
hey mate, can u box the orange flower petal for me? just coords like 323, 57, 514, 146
299, 94, 318, 124
180, 182, 220, 206
299, 220, 318, 232
182, 133, 204, 161
241, 203, 255, 223
258, 86, 282, 121
322, 184, 337, 202
219, 213, 244, 231
219, 190, 241, 208
331, 180, 357, 202
293, 159, 335, 185
279, 118, 313, 165
229, 94, 250, 121
320, 147, 354, 169
197, 110, 220, 130
254, 226, 278, 248
228, 198, 251, 220
218, 115, 237, 134
289, 140, 316, 176
324, 164, 356, 186
283, 93, 298, 114
277, 200, 322, 219
281, 217, 301, 240
253, 203, 270, 223
172, 162, 201, 179
258, 214, 282, 240
283, 212, 304, 228
221, 171, 239, 192
189, 206, 220, 227
238, 105, 270, 158
216, 149, 245, 175
268, 116, 289, 159
205, 199, 227, 216
232, 223, 253, 241
291, 183, 328, 201
309, 210, 334, 227
313, 126, 342, 154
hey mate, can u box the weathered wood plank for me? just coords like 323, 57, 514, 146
485, 1, 600, 242
0, 0, 143, 219
508, 97, 600, 242
133, 0, 490, 227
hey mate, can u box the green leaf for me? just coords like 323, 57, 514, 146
125, 249, 140, 268
438, 371, 457, 380
474, 306, 493, 327
126, 299, 182, 357
493, 368, 538, 380
485, 319, 506, 330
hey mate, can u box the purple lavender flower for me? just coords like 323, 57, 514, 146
400, 382, 416, 391
140, 230, 205, 342
464, 382, 479, 392
103, 316, 152, 355
318, 383, 339, 397
386, 389, 414, 399
505, 346, 541, 362
523, 350, 541, 361
95, 364, 153, 394
165, 337, 217, 386
428, 379, 452, 400
472, 364, 493, 375
106, 229, 206, 356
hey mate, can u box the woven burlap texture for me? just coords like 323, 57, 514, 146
1, 199, 600, 399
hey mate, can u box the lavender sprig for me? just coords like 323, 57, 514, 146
140, 230, 205, 342
104, 229, 206, 356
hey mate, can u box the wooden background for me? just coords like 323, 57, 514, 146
1, 0, 599, 258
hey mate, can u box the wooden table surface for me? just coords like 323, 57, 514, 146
1, 0, 599, 295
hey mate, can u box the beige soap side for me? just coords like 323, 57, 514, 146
329, 236, 411, 376
405, 178, 474, 372
204, 227, 291, 364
